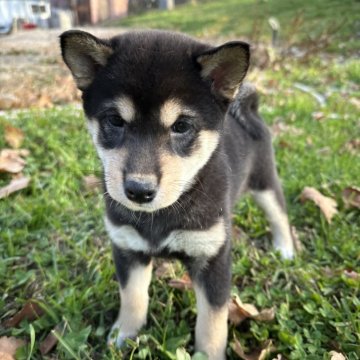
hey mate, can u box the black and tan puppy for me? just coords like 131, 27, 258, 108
60, 30, 294, 359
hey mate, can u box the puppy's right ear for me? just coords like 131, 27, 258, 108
60, 30, 113, 91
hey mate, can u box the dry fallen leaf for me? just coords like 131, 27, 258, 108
228, 295, 275, 326
291, 226, 303, 253
155, 261, 175, 279
83, 175, 101, 191
37, 93, 53, 108
270, 123, 303, 138
0, 94, 21, 110
300, 187, 338, 223
4, 125, 24, 149
4, 300, 44, 328
342, 187, 360, 209
232, 337, 275, 360
0, 149, 29, 174
342, 139, 360, 155
0, 176, 30, 199
349, 97, 360, 110
168, 273, 193, 290
0, 336, 25, 360
329, 351, 346, 360
312, 111, 325, 121
343, 270, 360, 280
40, 323, 65, 355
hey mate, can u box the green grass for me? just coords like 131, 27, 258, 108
107, 0, 360, 53
1, 54, 359, 359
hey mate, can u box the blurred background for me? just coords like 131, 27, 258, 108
0, 0, 359, 110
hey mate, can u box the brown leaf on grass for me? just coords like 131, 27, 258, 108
40, 323, 65, 355
329, 351, 346, 360
300, 187, 338, 223
4, 300, 44, 328
0, 336, 25, 360
342, 187, 360, 209
291, 226, 303, 253
4, 125, 24, 149
343, 139, 360, 155
343, 270, 360, 280
0, 176, 30, 199
36, 93, 53, 108
0, 149, 29, 173
168, 273, 193, 290
312, 111, 325, 121
228, 299, 248, 325
270, 123, 303, 138
52, 75, 80, 104
155, 261, 175, 279
232, 337, 275, 360
228, 295, 275, 326
83, 175, 101, 192
278, 139, 292, 149
0, 95, 21, 110
349, 97, 360, 110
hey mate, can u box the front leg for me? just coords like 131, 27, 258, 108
189, 241, 231, 360
108, 245, 152, 347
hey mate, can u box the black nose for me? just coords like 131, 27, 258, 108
124, 180, 157, 203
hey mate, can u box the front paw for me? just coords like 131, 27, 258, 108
107, 322, 137, 348
275, 244, 294, 260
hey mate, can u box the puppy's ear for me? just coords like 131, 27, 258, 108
196, 42, 250, 100
60, 30, 113, 91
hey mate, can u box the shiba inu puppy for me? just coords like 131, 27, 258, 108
60, 29, 294, 360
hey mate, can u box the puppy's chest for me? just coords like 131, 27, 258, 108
105, 216, 227, 258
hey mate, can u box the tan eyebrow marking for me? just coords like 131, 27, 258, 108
159, 99, 197, 128
115, 96, 135, 122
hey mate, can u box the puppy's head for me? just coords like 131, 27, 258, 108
60, 30, 249, 212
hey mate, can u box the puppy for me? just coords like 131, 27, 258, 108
60, 29, 294, 360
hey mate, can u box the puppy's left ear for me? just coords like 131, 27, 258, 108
196, 42, 250, 100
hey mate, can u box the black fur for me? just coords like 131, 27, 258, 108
60, 30, 292, 357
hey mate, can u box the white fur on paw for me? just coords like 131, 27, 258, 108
276, 245, 294, 260
107, 324, 137, 348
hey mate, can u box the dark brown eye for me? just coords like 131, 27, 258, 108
107, 115, 124, 128
171, 118, 191, 134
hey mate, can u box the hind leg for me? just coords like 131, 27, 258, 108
249, 161, 294, 259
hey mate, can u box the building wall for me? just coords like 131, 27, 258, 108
89, 0, 128, 23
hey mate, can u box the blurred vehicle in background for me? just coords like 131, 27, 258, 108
0, 0, 51, 34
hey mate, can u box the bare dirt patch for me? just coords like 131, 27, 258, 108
0, 27, 123, 110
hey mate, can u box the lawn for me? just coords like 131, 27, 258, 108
106, 0, 360, 53
0, 0, 359, 359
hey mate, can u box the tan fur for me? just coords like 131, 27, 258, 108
159, 99, 197, 128
115, 96, 135, 123
105, 215, 226, 258
252, 190, 294, 259
89, 116, 219, 212
108, 262, 153, 345
156, 130, 219, 210
194, 284, 228, 360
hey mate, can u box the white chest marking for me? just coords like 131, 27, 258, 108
105, 217, 150, 253
105, 217, 227, 258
